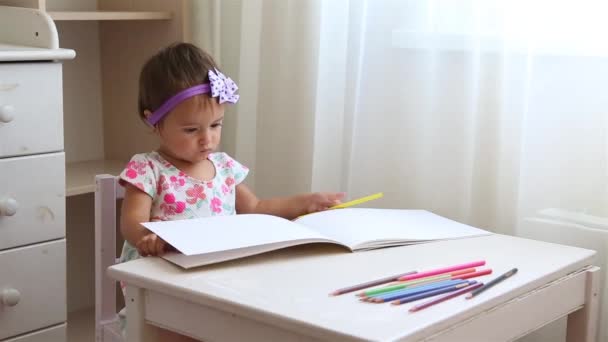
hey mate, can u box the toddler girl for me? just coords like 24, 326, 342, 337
117, 42, 344, 341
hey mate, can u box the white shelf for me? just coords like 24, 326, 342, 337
66, 159, 125, 196
0, 42, 75, 61
49, 10, 172, 21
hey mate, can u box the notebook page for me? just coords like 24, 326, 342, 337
294, 208, 491, 249
143, 214, 337, 256
161, 239, 343, 269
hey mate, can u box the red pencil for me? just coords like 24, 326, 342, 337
453, 268, 492, 280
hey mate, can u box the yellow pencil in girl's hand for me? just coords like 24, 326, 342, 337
329, 192, 384, 210
295, 192, 384, 219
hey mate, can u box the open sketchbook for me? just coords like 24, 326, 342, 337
143, 208, 491, 269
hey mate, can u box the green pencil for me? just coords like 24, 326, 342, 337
358, 273, 452, 297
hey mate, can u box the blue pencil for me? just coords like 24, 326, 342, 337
362, 279, 461, 302
391, 281, 476, 305
370, 279, 468, 303
409, 281, 484, 312
367, 279, 465, 302
376, 279, 468, 303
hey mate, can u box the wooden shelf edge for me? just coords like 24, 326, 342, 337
66, 159, 125, 197
49, 10, 172, 21
66, 184, 95, 197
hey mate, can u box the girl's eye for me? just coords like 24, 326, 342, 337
183, 128, 198, 133
211, 123, 223, 128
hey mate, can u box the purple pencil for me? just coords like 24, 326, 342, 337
329, 271, 417, 296
409, 282, 483, 312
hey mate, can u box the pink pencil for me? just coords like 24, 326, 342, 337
398, 261, 486, 282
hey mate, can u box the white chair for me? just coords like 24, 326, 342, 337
94, 174, 125, 342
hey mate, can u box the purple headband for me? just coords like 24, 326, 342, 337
146, 68, 239, 126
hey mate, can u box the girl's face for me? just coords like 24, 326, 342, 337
153, 95, 224, 164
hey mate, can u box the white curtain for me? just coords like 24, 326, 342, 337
192, 1, 608, 340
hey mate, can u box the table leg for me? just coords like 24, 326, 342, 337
566, 267, 600, 342
125, 284, 157, 342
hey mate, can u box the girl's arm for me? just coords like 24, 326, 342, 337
235, 183, 344, 220
120, 184, 167, 256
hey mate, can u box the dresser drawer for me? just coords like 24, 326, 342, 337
3, 324, 66, 342
0, 152, 65, 250
0, 63, 63, 158
0, 240, 66, 340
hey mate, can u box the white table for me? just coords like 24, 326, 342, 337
108, 234, 600, 341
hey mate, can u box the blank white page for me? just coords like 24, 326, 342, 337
143, 214, 336, 256
294, 208, 491, 249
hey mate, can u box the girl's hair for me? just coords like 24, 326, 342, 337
138, 42, 220, 122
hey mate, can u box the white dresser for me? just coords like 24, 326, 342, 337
0, 6, 74, 342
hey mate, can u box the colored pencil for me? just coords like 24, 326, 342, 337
385, 268, 490, 295
361, 279, 462, 302
466, 268, 518, 299
299, 192, 384, 220
453, 268, 492, 280
372, 280, 468, 303
397, 260, 486, 281
329, 192, 384, 209
329, 270, 416, 296
369, 279, 468, 303
357, 268, 476, 297
392, 281, 474, 305
408, 282, 484, 311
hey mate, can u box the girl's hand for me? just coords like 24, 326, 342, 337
136, 233, 169, 257
306, 192, 346, 214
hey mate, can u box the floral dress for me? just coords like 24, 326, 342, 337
116, 151, 248, 334
118, 151, 249, 263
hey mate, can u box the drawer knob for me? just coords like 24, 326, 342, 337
0, 105, 15, 123
0, 198, 18, 216
1, 288, 21, 307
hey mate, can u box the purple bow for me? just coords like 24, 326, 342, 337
208, 68, 240, 104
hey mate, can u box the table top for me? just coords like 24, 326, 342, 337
109, 234, 596, 341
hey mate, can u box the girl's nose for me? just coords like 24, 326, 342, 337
199, 130, 211, 144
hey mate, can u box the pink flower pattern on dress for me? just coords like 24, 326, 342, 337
210, 197, 222, 213
119, 152, 250, 268
168, 175, 186, 190
160, 193, 186, 215
225, 177, 235, 187
164, 193, 176, 204
156, 175, 169, 195
224, 159, 234, 169
185, 184, 206, 204
119, 151, 248, 226
125, 160, 148, 179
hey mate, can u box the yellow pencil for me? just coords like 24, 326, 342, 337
329, 192, 384, 209
296, 192, 384, 220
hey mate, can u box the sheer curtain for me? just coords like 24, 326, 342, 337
191, 1, 608, 340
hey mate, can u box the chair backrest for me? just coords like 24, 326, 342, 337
94, 174, 125, 342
